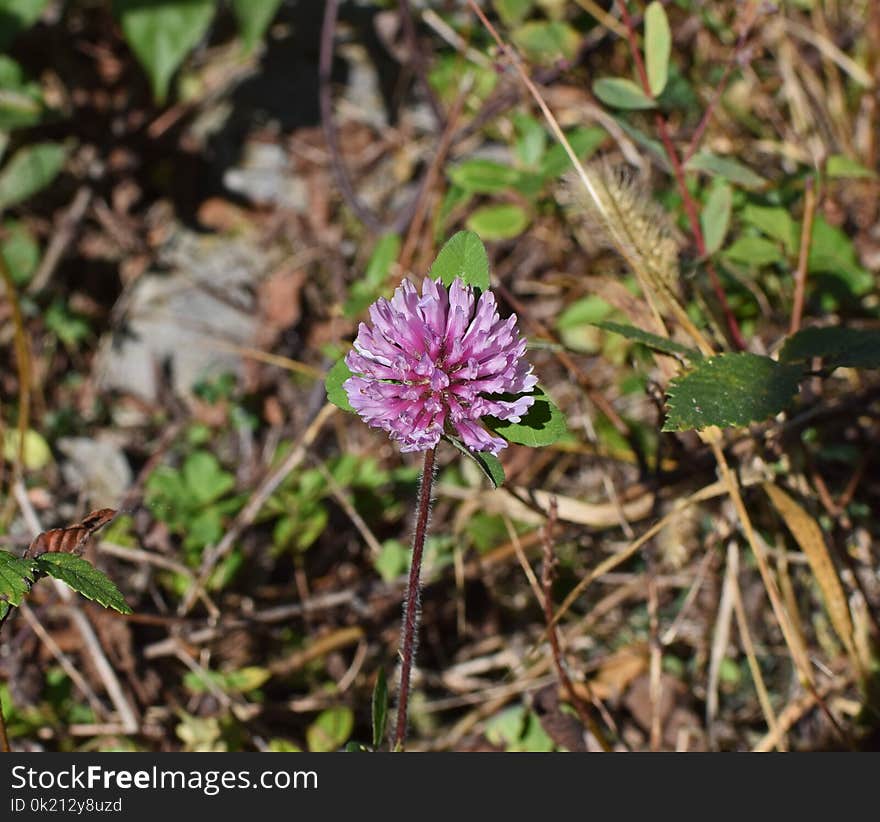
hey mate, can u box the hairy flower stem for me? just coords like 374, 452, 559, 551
394, 446, 437, 750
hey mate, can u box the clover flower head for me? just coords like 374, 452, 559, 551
344, 277, 538, 455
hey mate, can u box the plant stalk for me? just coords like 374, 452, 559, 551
393, 446, 436, 750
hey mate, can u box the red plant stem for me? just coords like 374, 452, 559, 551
393, 446, 437, 750
790, 177, 816, 335
617, 1, 746, 351
0, 698, 9, 752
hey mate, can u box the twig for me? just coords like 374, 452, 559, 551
27, 186, 93, 294
729, 546, 786, 751
319, 0, 384, 232
616, 1, 746, 351
181, 401, 337, 615
790, 177, 817, 335
540, 498, 612, 751
394, 447, 436, 750
682, 1, 763, 163
397, 0, 445, 127
0, 252, 32, 530
397, 75, 471, 276
12, 481, 139, 734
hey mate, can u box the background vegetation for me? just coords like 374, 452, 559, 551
0, 0, 878, 751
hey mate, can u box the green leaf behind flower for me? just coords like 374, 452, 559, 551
484, 387, 567, 447
326, 357, 355, 413
429, 231, 490, 290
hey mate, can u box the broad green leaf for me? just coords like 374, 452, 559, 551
444, 435, 506, 488
325, 356, 355, 413
492, 0, 533, 26
593, 77, 656, 110
113, 0, 215, 103
512, 21, 580, 64
556, 294, 612, 352
465, 203, 529, 241
307, 706, 354, 752
374, 539, 409, 582
512, 113, 547, 168
185, 665, 270, 694
1, 220, 39, 284
449, 159, 521, 194
3, 428, 52, 470
826, 154, 875, 179
610, 116, 671, 172
644, 2, 671, 97
0, 550, 35, 616
429, 230, 490, 290
0, 56, 45, 129
231, 0, 283, 53
595, 321, 702, 361
0, 0, 49, 49
740, 204, 798, 255
664, 352, 804, 431
686, 151, 766, 189
343, 233, 400, 317
0, 142, 66, 209
33, 553, 132, 614
807, 216, 872, 295
183, 451, 235, 504
701, 181, 732, 256
780, 326, 880, 370
484, 387, 567, 447
538, 126, 606, 180
372, 668, 388, 750
722, 235, 784, 267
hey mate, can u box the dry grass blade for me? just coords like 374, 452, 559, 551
763, 483, 858, 672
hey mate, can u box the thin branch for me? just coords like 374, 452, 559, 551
616, 1, 746, 351
790, 177, 817, 335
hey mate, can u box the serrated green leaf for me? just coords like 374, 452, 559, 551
701, 181, 732, 256
325, 356, 355, 412
444, 435, 506, 488
344, 233, 400, 317
484, 387, 567, 447
33, 553, 132, 614
723, 235, 784, 267
780, 327, 880, 369
465, 204, 529, 241
664, 352, 805, 431
0, 550, 35, 611
644, 2, 671, 97
686, 151, 766, 189
512, 20, 580, 64
429, 231, 490, 290
0, 141, 66, 209
593, 77, 656, 110
372, 668, 388, 750
231, 0, 283, 53
449, 159, 521, 194
307, 706, 354, 752
113, 0, 215, 103
595, 321, 701, 361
